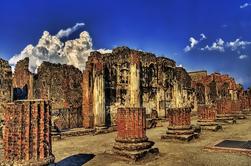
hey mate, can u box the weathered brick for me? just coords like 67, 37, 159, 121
2, 100, 54, 165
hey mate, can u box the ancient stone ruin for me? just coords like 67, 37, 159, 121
113, 107, 159, 160
2, 100, 54, 165
12, 58, 83, 130
161, 107, 199, 141
0, 46, 251, 164
0, 58, 12, 118
82, 47, 194, 130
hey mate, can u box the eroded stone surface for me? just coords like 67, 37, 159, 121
0, 58, 12, 118
2, 100, 54, 165
83, 47, 194, 128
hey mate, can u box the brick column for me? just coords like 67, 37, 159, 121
216, 99, 236, 124
161, 107, 199, 141
230, 100, 245, 119
2, 100, 54, 165
168, 108, 191, 129
197, 104, 222, 131
198, 104, 216, 122
82, 69, 94, 128
113, 107, 158, 161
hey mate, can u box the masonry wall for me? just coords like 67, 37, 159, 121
3, 100, 54, 164
34, 62, 83, 129
12, 57, 33, 100
0, 59, 12, 118
83, 47, 194, 127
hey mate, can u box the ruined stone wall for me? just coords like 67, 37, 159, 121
173, 67, 193, 108
188, 70, 207, 81
83, 47, 193, 127
3, 100, 54, 165
190, 71, 240, 106
12, 57, 33, 100
34, 62, 83, 129
0, 59, 12, 118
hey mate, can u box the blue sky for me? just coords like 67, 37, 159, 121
0, 0, 251, 88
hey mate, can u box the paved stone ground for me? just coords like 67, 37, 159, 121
0, 117, 251, 166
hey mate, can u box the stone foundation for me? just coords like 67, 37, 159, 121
2, 100, 54, 165
161, 107, 199, 141
112, 108, 159, 161
197, 104, 222, 131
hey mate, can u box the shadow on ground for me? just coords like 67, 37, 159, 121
55, 153, 95, 166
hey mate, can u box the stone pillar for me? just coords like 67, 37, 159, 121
2, 100, 54, 165
197, 104, 222, 131
161, 107, 199, 141
93, 61, 106, 128
230, 100, 245, 119
129, 54, 141, 107
216, 99, 236, 124
82, 69, 94, 128
113, 107, 158, 161
241, 96, 251, 115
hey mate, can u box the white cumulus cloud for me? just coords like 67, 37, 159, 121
239, 54, 248, 59
201, 38, 225, 52
226, 38, 251, 51
9, 24, 111, 73
240, 3, 251, 9
184, 37, 198, 52
184, 33, 207, 52
200, 33, 207, 40
56, 23, 85, 38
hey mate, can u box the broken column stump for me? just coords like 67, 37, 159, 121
216, 99, 236, 124
1, 100, 55, 166
230, 100, 246, 119
113, 107, 159, 161
161, 107, 199, 141
197, 104, 222, 131
241, 97, 251, 116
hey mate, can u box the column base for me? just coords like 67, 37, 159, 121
161, 127, 199, 142
216, 114, 236, 124
112, 138, 159, 161
95, 126, 108, 134
230, 113, 246, 119
1, 155, 55, 166
242, 109, 251, 116
197, 121, 222, 132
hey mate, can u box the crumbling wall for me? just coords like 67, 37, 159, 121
0, 58, 12, 118
34, 62, 83, 129
190, 71, 240, 105
12, 57, 33, 100
83, 47, 194, 127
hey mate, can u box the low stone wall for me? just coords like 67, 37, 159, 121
52, 108, 82, 130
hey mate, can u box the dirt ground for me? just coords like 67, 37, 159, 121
52, 117, 251, 166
